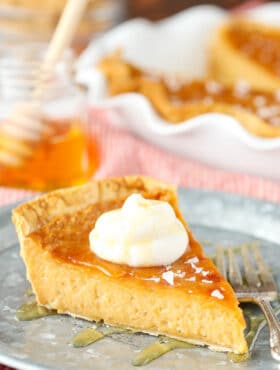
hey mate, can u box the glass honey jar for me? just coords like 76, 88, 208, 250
0, 43, 98, 191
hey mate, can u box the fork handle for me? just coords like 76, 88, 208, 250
257, 299, 280, 361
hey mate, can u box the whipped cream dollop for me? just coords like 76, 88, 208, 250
89, 194, 189, 267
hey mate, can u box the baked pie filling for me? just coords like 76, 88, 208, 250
226, 21, 280, 77
98, 52, 280, 128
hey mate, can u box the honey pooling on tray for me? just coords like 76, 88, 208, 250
0, 117, 98, 191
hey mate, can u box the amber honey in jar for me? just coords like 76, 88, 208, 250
0, 43, 98, 190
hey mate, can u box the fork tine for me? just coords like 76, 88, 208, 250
252, 244, 277, 287
215, 246, 226, 278
241, 244, 261, 288
228, 248, 243, 287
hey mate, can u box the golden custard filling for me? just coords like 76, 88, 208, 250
29, 196, 235, 309
226, 21, 280, 77
98, 52, 280, 127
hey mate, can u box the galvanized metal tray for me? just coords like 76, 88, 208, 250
0, 188, 280, 370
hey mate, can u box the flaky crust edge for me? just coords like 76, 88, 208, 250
12, 176, 180, 238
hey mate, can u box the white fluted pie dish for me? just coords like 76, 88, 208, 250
77, 4, 280, 180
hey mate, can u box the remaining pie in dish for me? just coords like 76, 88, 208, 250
98, 52, 280, 137
13, 176, 247, 354
209, 19, 280, 91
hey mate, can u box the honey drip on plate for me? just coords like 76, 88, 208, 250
72, 326, 133, 347
25, 287, 34, 297
72, 328, 104, 347
132, 336, 194, 366
16, 301, 57, 321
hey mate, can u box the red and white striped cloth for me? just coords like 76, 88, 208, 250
1, 109, 280, 207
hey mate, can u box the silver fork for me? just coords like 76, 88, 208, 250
216, 244, 280, 360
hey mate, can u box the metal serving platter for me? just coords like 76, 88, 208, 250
0, 188, 280, 370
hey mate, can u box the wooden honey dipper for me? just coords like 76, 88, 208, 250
0, 0, 89, 167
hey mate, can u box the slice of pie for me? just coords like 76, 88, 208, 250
209, 19, 280, 91
12, 176, 247, 354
